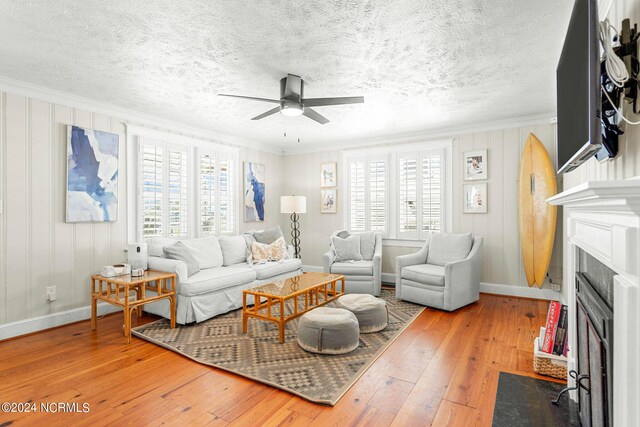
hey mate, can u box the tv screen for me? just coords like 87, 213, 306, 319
556, 0, 601, 174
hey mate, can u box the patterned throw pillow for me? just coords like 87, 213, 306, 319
251, 237, 288, 263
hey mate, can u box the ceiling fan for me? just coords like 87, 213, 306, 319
218, 73, 364, 124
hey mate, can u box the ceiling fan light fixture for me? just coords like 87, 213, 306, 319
280, 103, 303, 117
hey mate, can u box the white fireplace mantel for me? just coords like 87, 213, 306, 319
548, 179, 640, 426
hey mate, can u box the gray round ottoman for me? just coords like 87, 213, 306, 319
336, 294, 388, 333
297, 307, 360, 355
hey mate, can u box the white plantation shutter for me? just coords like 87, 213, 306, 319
398, 150, 444, 238
140, 144, 163, 238
422, 154, 442, 232
199, 154, 216, 235
347, 158, 387, 234
349, 160, 366, 232
369, 160, 386, 232
219, 158, 234, 234
399, 157, 418, 236
167, 149, 188, 237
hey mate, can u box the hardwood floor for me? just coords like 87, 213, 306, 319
0, 293, 564, 426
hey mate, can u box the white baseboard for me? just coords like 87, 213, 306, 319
479, 282, 561, 301
302, 264, 561, 301
0, 302, 124, 341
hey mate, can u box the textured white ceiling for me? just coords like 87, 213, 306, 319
0, 0, 573, 149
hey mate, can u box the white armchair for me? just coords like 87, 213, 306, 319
323, 231, 382, 296
396, 232, 483, 311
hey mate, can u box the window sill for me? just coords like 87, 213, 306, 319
382, 238, 426, 248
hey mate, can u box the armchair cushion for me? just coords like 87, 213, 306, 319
332, 235, 363, 262
330, 260, 373, 276
426, 232, 473, 266
359, 231, 376, 260
401, 264, 445, 287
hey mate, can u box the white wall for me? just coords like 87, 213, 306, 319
283, 121, 563, 290
0, 90, 283, 327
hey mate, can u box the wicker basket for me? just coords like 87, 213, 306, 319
533, 337, 567, 379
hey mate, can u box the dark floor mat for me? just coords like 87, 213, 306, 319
492, 372, 579, 426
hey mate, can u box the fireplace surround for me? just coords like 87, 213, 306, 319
548, 179, 640, 426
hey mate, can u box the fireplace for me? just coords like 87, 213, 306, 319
575, 248, 614, 426
547, 180, 640, 426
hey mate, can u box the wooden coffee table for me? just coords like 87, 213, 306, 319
91, 270, 177, 343
242, 272, 345, 343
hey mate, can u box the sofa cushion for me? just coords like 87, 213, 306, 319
179, 266, 256, 297
148, 237, 177, 257
401, 264, 446, 287
253, 226, 285, 245
426, 233, 473, 266
219, 235, 248, 266
358, 232, 376, 261
332, 235, 363, 262
252, 258, 302, 280
163, 242, 200, 277
330, 260, 373, 276
181, 236, 223, 269
242, 233, 257, 262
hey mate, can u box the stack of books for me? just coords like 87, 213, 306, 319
538, 301, 568, 357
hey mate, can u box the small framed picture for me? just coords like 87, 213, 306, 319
321, 189, 337, 214
463, 183, 488, 213
463, 150, 487, 180
320, 162, 337, 188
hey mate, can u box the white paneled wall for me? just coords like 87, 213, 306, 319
0, 93, 129, 323
0, 91, 284, 327
284, 122, 562, 290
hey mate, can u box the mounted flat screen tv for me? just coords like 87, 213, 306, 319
556, 0, 602, 174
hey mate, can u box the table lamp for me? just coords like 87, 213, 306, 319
280, 195, 307, 259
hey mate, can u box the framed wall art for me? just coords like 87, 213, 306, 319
463, 149, 487, 180
320, 162, 337, 188
463, 183, 487, 214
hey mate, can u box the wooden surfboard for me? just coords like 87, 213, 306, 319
518, 133, 558, 288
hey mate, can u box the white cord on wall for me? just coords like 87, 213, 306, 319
599, 19, 629, 88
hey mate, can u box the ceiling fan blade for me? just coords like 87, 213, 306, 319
251, 107, 281, 121
218, 94, 280, 104
302, 107, 329, 124
302, 96, 364, 107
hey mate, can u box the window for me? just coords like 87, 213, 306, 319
343, 140, 451, 241
198, 151, 235, 236
130, 127, 238, 242
347, 157, 387, 234
398, 150, 444, 239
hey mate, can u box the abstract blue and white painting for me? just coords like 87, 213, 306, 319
66, 125, 119, 222
244, 162, 265, 222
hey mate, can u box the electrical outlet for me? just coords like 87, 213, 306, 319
46, 286, 56, 302
550, 283, 561, 292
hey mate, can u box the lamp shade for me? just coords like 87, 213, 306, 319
281, 195, 307, 214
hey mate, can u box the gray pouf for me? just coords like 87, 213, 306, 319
335, 294, 388, 333
297, 307, 360, 355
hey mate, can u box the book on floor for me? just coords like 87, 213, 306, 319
542, 301, 562, 354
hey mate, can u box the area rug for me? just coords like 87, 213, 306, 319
132, 289, 423, 405
492, 372, 579, 426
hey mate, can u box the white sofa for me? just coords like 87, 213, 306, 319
144, 234, 302, 324
323, 231, 383, 296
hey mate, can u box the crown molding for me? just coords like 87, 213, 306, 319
281, 112, 556, 156
0, 75, 284, 155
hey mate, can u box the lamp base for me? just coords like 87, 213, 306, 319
290, 213, 301, 259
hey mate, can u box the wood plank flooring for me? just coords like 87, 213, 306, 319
0, 293, 564, 426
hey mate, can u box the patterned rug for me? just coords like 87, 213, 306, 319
132, 289, 424, 405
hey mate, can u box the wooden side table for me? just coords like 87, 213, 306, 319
91, 270, 176, 343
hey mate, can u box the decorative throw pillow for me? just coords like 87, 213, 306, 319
251, 237, 288, 263
163, 242, 200, 277
253, 226, 285, 245
358, 231, 376, 261
219, 235, 248, 266
331, 234, 363, 262
242, 232, 258, 263
181, 236, 223, 269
